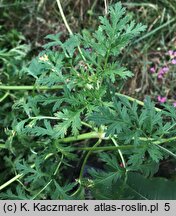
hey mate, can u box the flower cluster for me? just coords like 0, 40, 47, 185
157, 66, 169, 79
157, 96, 167, 103
149, 50, 176, 106
149, 50, 176, 78
157, 96, 176, 107
39, 54, 49, 62
157, 95, 176, 107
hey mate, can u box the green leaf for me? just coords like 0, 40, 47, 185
16, 158, 46, 183
63, 35, 80, 57
99, 152, 121, 171
130, 160, 159, 178
89, 168, 121, 186
128, 147, 147, 166
26, 58, 44, 79
89, 152, 123, 183
0, 185, 30, 200
104, 64, 133, 82
54, 109, 82, 138
88, 106, 124, 136
126, 172, 176, 200
24, 120, 55, 137
51, 181, 77, 200
147, 144, 163, 163
43, 33, 63, 49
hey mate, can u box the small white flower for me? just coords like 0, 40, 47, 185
39, 54, 49, 62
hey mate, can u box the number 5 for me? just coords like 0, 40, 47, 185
164, 203, 170, 211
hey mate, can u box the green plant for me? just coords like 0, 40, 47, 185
1, 2, 176, 200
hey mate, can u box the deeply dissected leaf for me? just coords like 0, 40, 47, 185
54, 109, 82, 138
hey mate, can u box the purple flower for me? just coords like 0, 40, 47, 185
168, 50, 174, 56
157, 73, 163, 79
157, 67, 169, 79
157, 96, 167, 103
150, 67, 155, 73
168, 50, 176, 59
173, 102, 176, 107
157, 69, 164, 79
162, 66, 169, 72
171, 59, 176, 64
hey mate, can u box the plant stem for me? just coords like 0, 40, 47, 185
153, 136, 176, 145
1, 134, 176, 191
104, 49, 110, 70
58, 131, 105, 143
71, 139, 102, 197
104, 0, 108, 15
111, 137, 126, 168
0, 173, 23, 191
79, 139, 102, 180
1, 133, 176, 151
122, 3, 158, 10
0, 154, 53, 191
116, 92, 162, 112
157, 145, 176, 159
56, 0, 91, 69
134, 18, 176, 44
0, 91, 9, 102
0, 162, 35, 191
77, 136, 176, 151
81, 121, 94, 129
56, 0, 73, 35
0, 85, 162, 112
0, 85, 63, 90
77, 145, 135, 151
32, 180, 52, 199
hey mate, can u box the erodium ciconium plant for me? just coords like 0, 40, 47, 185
1, 2, 176, 200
